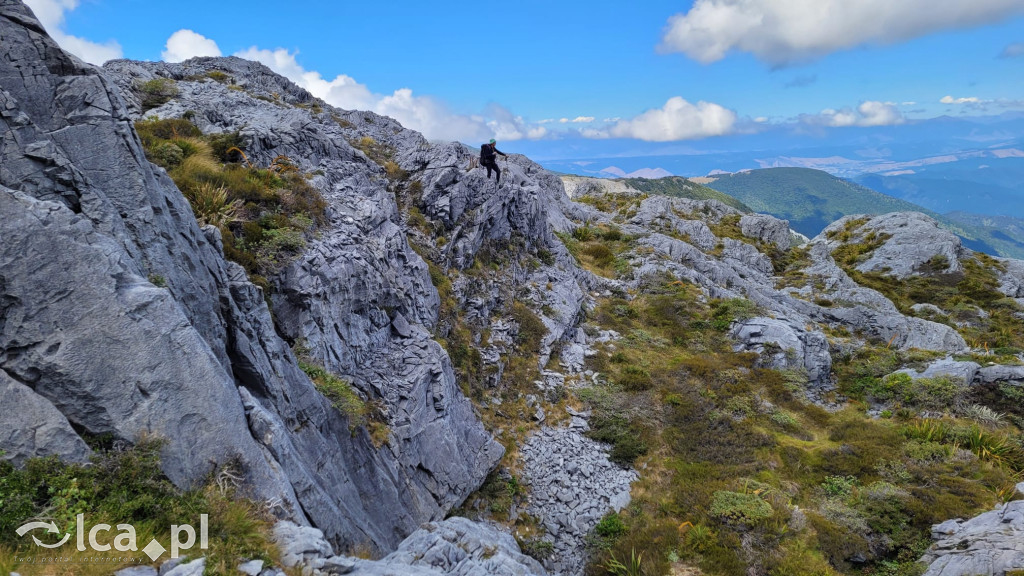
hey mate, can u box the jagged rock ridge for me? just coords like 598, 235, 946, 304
6, 1, 1024, 573
0, 0, 519, 554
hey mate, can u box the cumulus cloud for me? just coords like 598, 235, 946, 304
234, 47, 378, 111
941, 95, 983, 104
1000, 42, 1024, 58
659, 0, 1024, 65
162, 30, 222, 63
594, 97, 736, 141
24, 0, 122, 64
484, 104, 548, 141
804, 101, 905, 127
235, 46, 541, 142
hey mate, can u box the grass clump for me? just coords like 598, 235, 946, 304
709, 490, 774, 526
135, 117, 327, 288
710, 297, 760, 330
0, 441, 280, 575
136, 78, 179, 110
296, 353, 389, 447
557, 224, 634, 278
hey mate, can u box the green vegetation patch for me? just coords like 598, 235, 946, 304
136, 117, 327, 290
136, 77, 179, 111
574, 275, 1019, 576
0, 441, 280, 576
556, 224, 635, 278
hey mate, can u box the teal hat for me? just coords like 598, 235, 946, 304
489, 139, 496, 144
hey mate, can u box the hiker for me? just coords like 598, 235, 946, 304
480, 138, 507, 184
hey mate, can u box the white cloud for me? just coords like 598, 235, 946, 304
24, 0, 122, 64
571, 116, 595, 123
659, 0, 1024, 65
236, 47, 379, 111
599, 97, 737, 141
805, 100, 905, 127
484, 104, 548, 141
941, 95, 982, 104
162, 30, 222, 63
234, 46, 541, 142
378, 88, 494, 143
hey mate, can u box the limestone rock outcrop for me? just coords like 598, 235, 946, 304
920, 483, 1024, 576
1, 0, 505, 554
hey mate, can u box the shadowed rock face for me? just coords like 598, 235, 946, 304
0, 0, 504, 553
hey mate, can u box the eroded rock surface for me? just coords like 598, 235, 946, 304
519, 425, 638, 575
920, 483, 1024, 576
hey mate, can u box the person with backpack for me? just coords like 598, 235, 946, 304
480, 138, 507, 185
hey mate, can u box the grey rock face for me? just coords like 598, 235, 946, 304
740, 213, 792, 250
731, 317, 831, 387
273, 518, 545, 576
2, 0, 501, 557
273, 521, 334, 568
114, 567, 158, 576
355, 517, 546, 576
238, 559, 265, 576
823, 213, 965, 278
519, 426, 638, 576
920, 483, 1024, 576
0, 3, 298, 508
894, 357, 982, 387
0, 369, 90, 466
995, 257, 1024, 301
974, 364, 1024, 385
102, 55, 509, 549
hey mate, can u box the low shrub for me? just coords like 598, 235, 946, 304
709, 490, 773, 526
0, 442, 278, 573
137, 78, 179, 110
617, 365, 652, 391
595, 512, 626, 538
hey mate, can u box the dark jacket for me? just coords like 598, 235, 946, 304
480, 143, 506, 163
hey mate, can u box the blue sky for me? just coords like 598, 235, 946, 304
24, 0, 1024, 145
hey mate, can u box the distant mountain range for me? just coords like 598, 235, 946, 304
854, 157, 1024, 216
598, 166, 674, 179
625, 167, 1024, 259
526, 114, 1024, 242
618, 176, 751, 211
701, 168, 921, 236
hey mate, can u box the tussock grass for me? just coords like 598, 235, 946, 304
0, 441, 284, 576
570, 276, 1019, 576
135, 117, 327, 289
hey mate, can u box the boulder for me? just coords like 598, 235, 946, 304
920, 484, 1024, 576
731, 317, 832, 389
894, 357, 981, 387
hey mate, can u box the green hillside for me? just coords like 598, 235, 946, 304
700, 168, 1020, 258
944, 212, 1024, 260
620, 176, 752, 212
702, 168, 924, 237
